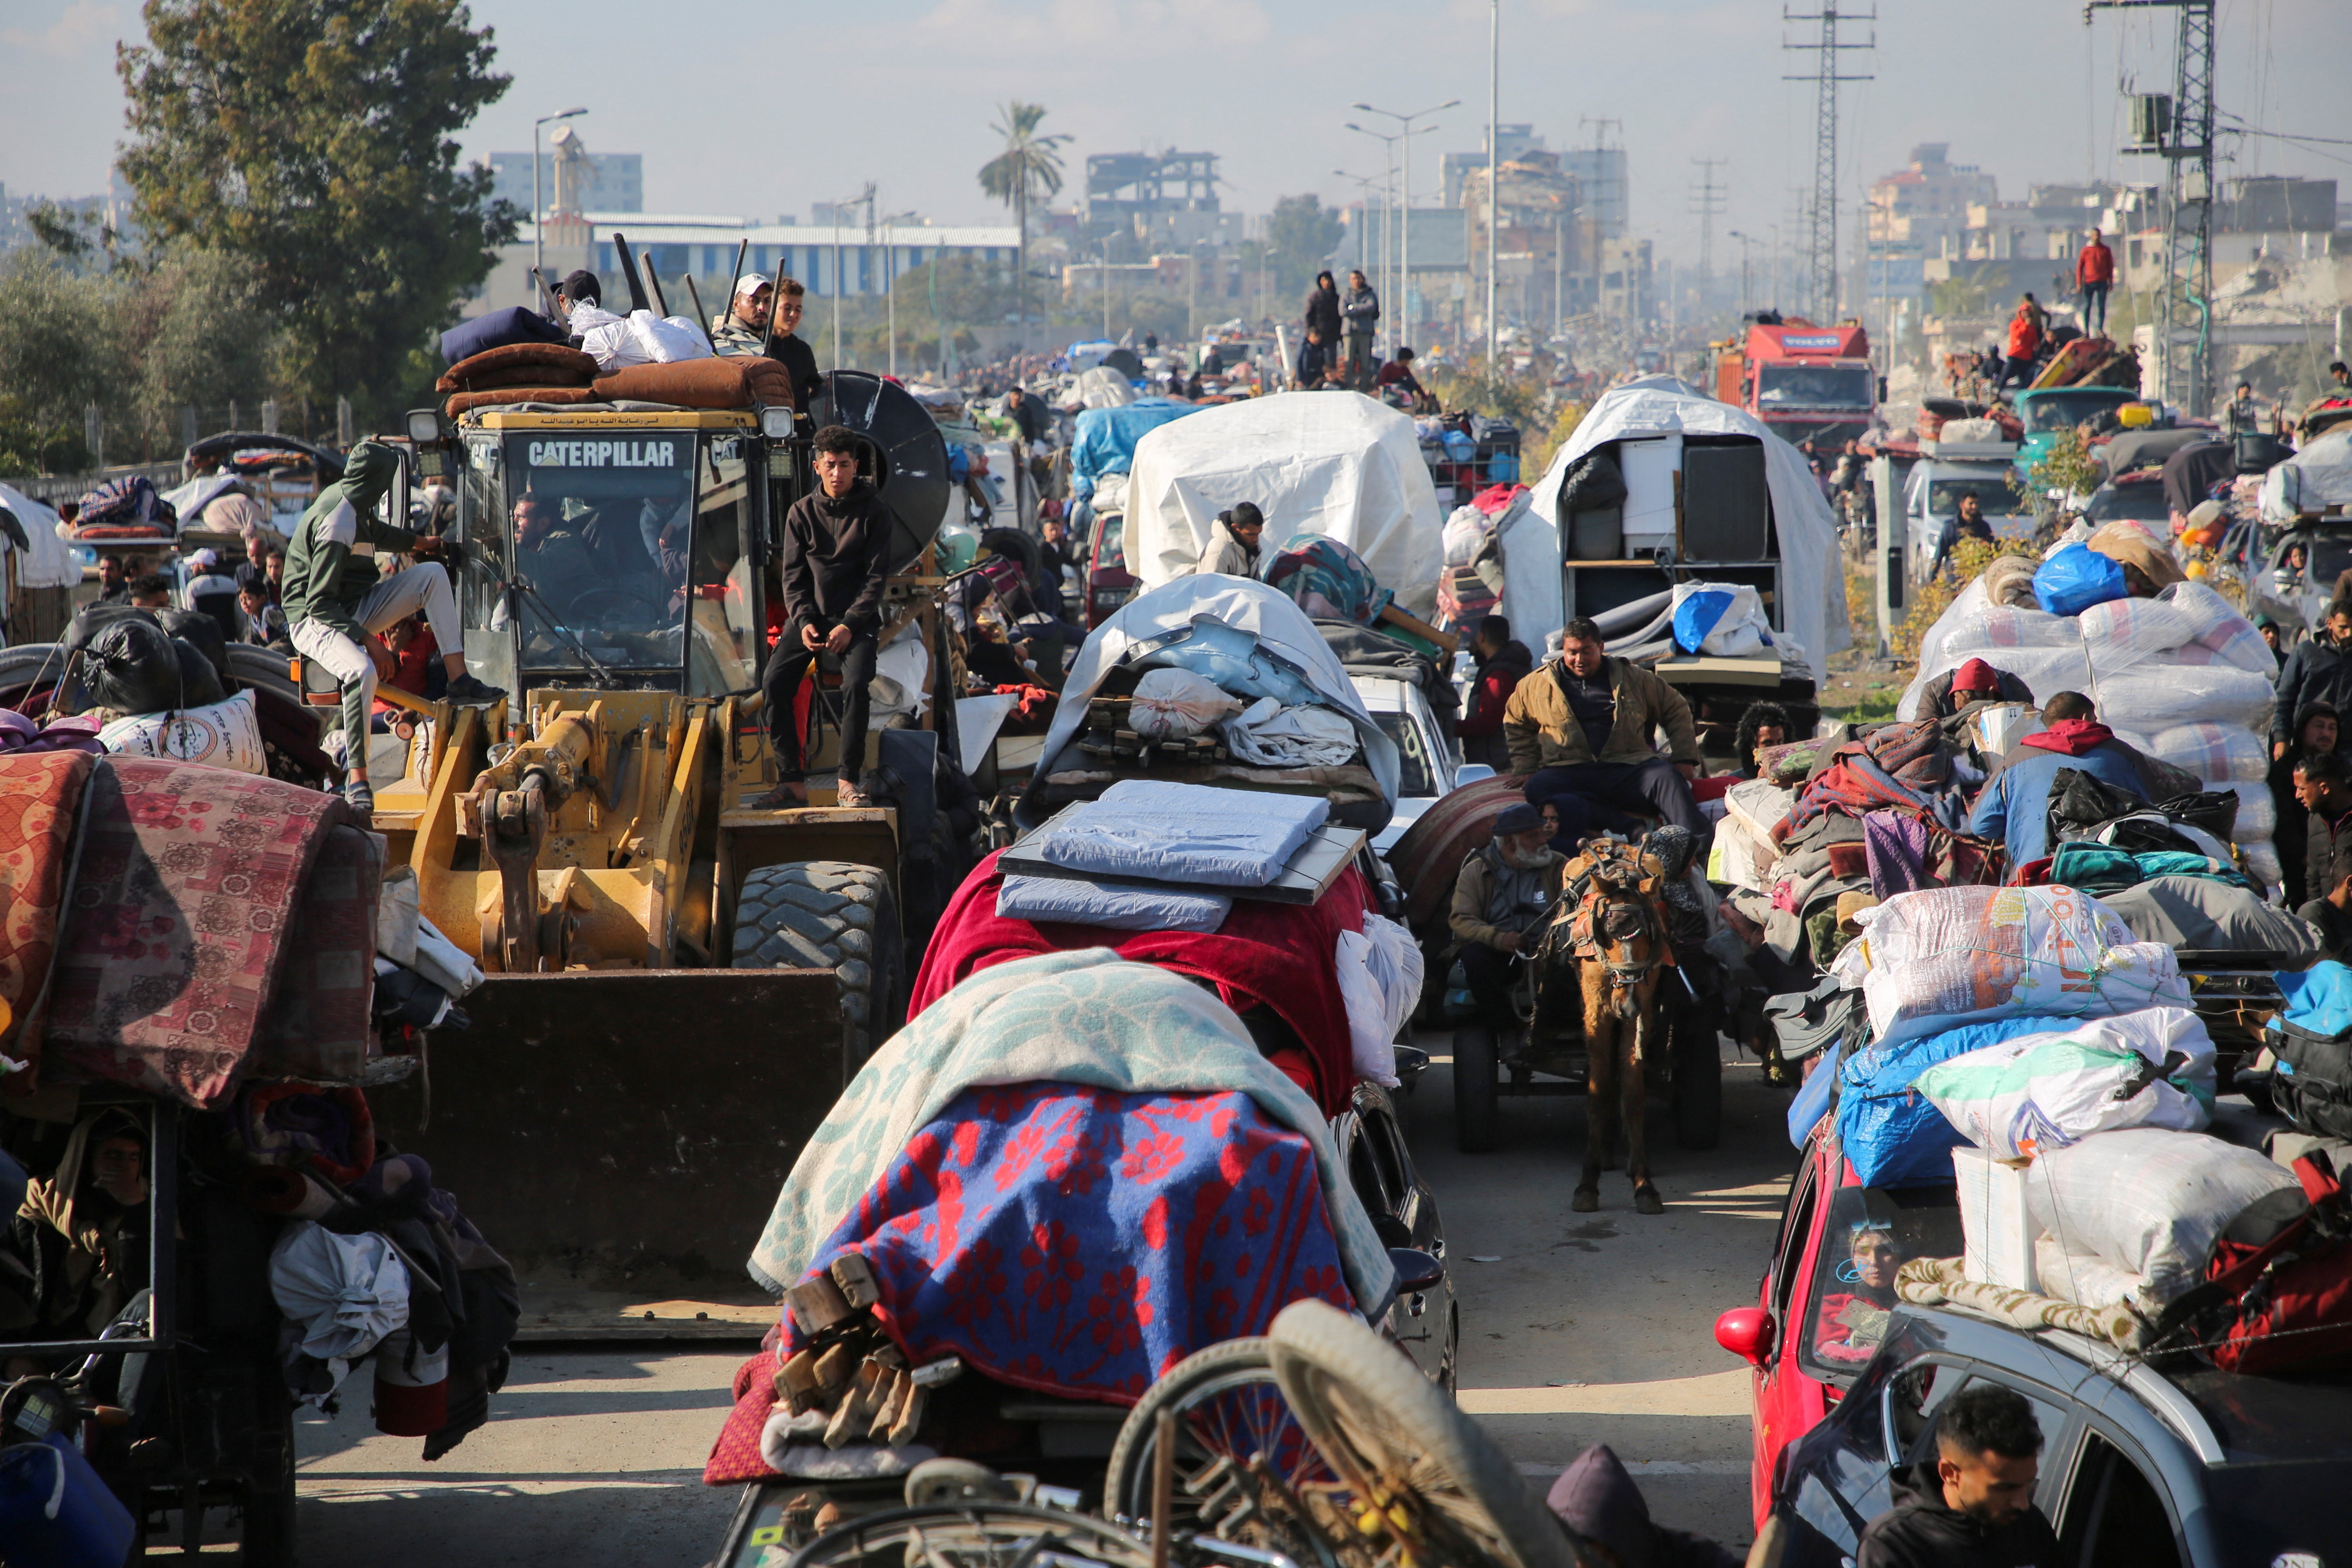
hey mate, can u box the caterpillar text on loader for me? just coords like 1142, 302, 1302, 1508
361, 373, 959, 1336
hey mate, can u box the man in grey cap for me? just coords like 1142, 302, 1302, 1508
1448, 802, 1567, 1037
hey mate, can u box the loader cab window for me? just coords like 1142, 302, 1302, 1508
1755, 364, 1873, 410
688, 437, 763, 697
502, 434, 694, 682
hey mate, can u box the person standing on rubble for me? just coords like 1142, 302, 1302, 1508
282, 439, 504, 814
2075, 230, 2114, 337
2003, 299, 2044, 388
1503, 617, 1710, 845
1341, 269, 1380, 390
752, 425, 901, 810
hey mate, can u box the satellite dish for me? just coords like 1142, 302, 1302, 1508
808, 371, 951, 572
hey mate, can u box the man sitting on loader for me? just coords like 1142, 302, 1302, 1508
1449, 802, 1567, 1039
753, 424, 901, 809
1504, 617, 1710, 850
283, 438, 503, 811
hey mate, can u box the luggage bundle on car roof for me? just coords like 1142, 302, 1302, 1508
1785, 876, 2352, 1376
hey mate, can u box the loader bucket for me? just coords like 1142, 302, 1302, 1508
371, 968, 845, 1302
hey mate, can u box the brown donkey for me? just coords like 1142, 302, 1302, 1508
1542, 840, 1671, 1215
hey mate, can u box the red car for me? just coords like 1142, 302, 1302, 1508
1713, 1123, 1962, 1527
1085, 512, 1139, 628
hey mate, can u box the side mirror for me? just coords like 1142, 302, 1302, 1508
1388, 1248, 1446, 1295
388, 448, 413, 529
1454, 764, 1498, 787
405, 408, 444, 445
1715, 1306, 1776, 1368
760, 407, 795, 440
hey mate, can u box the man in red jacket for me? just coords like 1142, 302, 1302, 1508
1458, 616, 1533, 772
2076, 229, 2115, 337
2003, 301, 2044, 388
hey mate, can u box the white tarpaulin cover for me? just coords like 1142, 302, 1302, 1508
0, 481, 83, 591
1524, 375, 1850, 678
2261, 426, 2352, 521
1125, 392, 1444, 616
1029, 576, 1402, 814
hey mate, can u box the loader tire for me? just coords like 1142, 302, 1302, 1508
732, 861, 905, 1061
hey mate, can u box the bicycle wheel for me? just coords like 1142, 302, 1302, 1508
786, 1502, 1154, 1568
1267, 1300, 1582, 1568
1103, 1338, 1338, 1565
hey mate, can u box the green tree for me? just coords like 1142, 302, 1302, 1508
975, 101, 1070, 332
1264, 195, 1343, 306
0, 250, 115, 473
123, 249, 284, 452
117, 0, 519, 423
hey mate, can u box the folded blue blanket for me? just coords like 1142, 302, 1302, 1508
1035, 779, 1328, 888
996, 874, 1230, 933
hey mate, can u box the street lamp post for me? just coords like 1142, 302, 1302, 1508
1350, 98, 1457, 347
1728, 230, 1758, 313
532, 106, 588, 284
1487, 0, 1499, 365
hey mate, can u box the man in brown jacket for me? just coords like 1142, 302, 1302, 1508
1505, 617, 1710, 845
1449, 802, 1567, 1035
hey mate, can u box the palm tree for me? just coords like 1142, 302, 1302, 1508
977, 101, 1071, 331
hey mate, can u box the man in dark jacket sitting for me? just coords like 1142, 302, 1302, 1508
754, 425, 900, 808
1448, 803, 1565, 1038
1857, 1384, 2060, 1568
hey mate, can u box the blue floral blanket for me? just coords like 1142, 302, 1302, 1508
782, 1082, 1356, 1403
748, 949, 1394, 1313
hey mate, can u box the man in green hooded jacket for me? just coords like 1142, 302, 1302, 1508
283, 439, 503, 811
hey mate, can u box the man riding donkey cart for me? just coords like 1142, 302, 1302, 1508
1430, 616, 1725, 1211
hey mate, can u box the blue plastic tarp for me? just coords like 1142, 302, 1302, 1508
1072, 398, 1200, 496
1835, 1015, 2081, 1187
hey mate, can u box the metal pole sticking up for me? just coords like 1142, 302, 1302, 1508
1781, 5, 1873, 323
1486, 0, 1499, 367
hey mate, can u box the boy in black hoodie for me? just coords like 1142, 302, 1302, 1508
755, 425, 900, 808
1858, 1384, 2060, 1568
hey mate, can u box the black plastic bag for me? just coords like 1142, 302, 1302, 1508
156, 607, 233, 687
81, 615, 225, 715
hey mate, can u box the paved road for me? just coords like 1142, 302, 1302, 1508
295, 1029, 1795, 1563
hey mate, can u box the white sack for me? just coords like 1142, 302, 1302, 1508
269, 1221, 409, 1363
2032, 1233, 2150, 1314
628, 311, 714, 364
99, 689, 266, 775
1912, 1006, 2217, 1161
1126, 392, 1445, 616
1222, 698, 1360, 767
1335, 913, 1424, 1089
1832, 885, 2190, 1049
2023, 1127, 2300, 1308
1130, 666, 1243, 740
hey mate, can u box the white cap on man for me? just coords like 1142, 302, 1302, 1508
735, 273, 772, 298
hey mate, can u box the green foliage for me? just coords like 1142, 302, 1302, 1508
1893, 539, 2016, 663
118, 0, 517, 423
2023, 426, 2102, 503
1425, 354, 1543, 427
0, 250, 112, 452
1264, 196, 1343, 302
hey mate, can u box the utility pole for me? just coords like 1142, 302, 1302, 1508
1689, 158, 1728, 287
1782, 5, 1874, 323
2087, 0, 2216, 416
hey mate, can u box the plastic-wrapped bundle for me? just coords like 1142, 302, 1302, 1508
2118, 723, 2269, 784
1911, 1006, 2218, 1161
2244, 842, 2284, 891
1831, 885, 2192, 1049
2219, 782, 2275, 842
2094, 665, 2275, 738
2075, 582, 2274, 678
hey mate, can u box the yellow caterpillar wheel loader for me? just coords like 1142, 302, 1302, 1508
352, 373, 968, 1332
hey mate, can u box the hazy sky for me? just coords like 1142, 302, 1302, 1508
7, 0, 2350, 272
